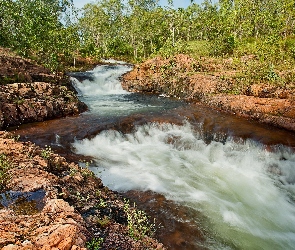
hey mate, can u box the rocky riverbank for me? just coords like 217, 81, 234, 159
0, 49, 165, 249
122, 54, 295, 132
0, 131, 164, 249
0, 48, 87, 130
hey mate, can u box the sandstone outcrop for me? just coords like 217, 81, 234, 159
0, 51, 87, 129
122, 54, 295, 132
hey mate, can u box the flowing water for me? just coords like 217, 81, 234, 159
14, 63, 295, 249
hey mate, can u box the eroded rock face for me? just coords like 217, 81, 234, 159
122, 54, 295, 132
1, 199, 88, 250
204, 94, 295, 131
0, 55, 87, 130
0, 132, 166, 250
0, 82, 87, 129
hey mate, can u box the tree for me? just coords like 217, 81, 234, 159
0, 0, 79, 70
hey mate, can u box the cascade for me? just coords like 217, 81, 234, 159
15, 63, 295, 249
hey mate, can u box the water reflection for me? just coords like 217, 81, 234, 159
0, 189, 46, 215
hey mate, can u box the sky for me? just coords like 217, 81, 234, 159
72, 0, 203, 10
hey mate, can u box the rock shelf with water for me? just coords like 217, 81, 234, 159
0, 131, 165, 249
13, 62, 295, 250
0, 51, 87, 129
2, 50, 295, 249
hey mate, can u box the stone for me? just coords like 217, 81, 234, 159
122, 54, 295, 132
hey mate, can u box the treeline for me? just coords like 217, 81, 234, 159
79, 0, 295, 62
1, 0, 295, 69
0, 0, 79, 70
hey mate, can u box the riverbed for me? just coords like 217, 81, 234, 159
13, 63, 295, 249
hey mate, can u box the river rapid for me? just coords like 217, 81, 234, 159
14, 63, 295, 249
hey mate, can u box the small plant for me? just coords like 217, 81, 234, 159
41, 145, 52, 159
96, 215, 110, 228
0, 154, 12, 191
79, 160, 95, 178
13, 97, 25, 105
13, 134, 20, 141
123, 199, 156, 240
95, 190, 101, 197
75, 191, 83, 201
74, 191, 91, 204
6, 133, 20, 141
96, 198, 107, 208
69, 167, 78, 177
86, 237, 104, 250
266, 64, 280, 82
81, 168, 95, 178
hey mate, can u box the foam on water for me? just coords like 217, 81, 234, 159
73, 122, 295, 249
101, 58, 128, 64
70, 64, 145, 116
71, 64, 131, 96
70, 64, 184, 117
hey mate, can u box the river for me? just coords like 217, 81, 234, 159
13, 63, 295, 249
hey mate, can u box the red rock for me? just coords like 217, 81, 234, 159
122, 54, 295, 132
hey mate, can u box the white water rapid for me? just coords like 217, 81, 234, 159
70, 64, 132, 116
71, 64, 295, 249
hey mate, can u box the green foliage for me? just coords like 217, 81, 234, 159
2, 0, 295, 73
41, 145, 52, 159
265, 64, 280, 82
86, 237, 104, 250
123, 199, 156, 240
186, 40, 210, 57
283, 36, 295, 60
69, 167, 78, 176
241, 60, 281, 83
77, 0, 200, 61
0, 0, 79, 70
210, 34, 236, 56
13, 97, 25, 105
76, 0, 293, 62
0, 154, 12, 191
156, 40, 187, 59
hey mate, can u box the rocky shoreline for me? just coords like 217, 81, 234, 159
122, 54, 295, 132
0, 131, 164, 249
0, 53, 87, 130
0, 50, 165, 249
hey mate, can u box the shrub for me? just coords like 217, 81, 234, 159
0, 154, 12, 191
123, 199, 156, 240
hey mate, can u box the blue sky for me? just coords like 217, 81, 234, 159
73, 0, 203, 9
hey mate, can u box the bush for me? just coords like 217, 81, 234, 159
0, 154, 12, 191
155, 39, 187, 59
209, 34, 236, 56
186, 40, 211, 58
